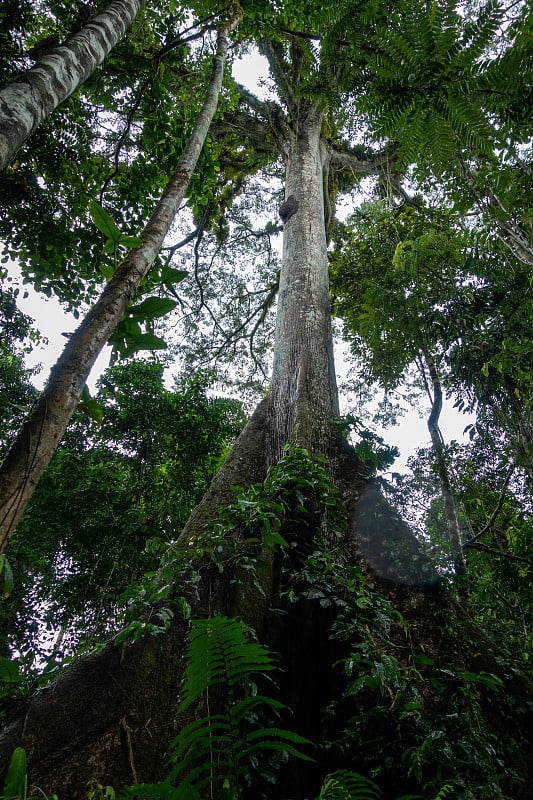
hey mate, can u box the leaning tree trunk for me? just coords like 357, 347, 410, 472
0, 17, 238, 552
422, 348, 467, 577
0, 0, 146, 170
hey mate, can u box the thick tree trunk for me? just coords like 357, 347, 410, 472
0, 0, 145, 170
0, 99, 432, 794
0, 18, 238, 551
267, 108, 339, 464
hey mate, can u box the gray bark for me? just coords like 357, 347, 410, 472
0, 0, 146, 171
267, 108, 339, 464
423, 349, 467, 577
0, 18, 238, 551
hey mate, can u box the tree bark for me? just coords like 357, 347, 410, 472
0, 0, 146, 171
267, 107, 339, 464
0, 17, 238, 551
422, 348, 467, 577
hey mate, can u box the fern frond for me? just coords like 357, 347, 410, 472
459, 0, 503, 62
164, 616, 313, 797
229, 694, 285, 726
243, 726, 314, 761
431, 784, 455, 800
318, 769, 382, 800
120, 780, 188, 799
179, 616, 277, 711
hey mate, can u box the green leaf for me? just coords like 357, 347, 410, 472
3, 747, 26, 799
128, 297, 178, 321
103, 239, 118, 255
0, 554, 14, 597
127, 332, 168, 352
117, 234, 143, 248
413, 653, 435, 666
161, 266, 188, 287
0, 657, 20, 683
77, 386, 104, 424
77, 397, 104, 425
263, 530, 289, 549
461, 670, 504, 691
98, 262, 115, 281
88, 200, 122, 242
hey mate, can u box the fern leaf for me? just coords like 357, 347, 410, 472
179, 616, 276, 712
319, 769, 382, 800
121, 780, 187, 799
168, 616, 313, 797
242, 726, 314, 761
229, 694, 285, 726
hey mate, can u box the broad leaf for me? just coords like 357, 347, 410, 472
118, 234, 143, 248
161, 265, 188, 286
127, 332, 168, 351
128, 297, 178, 320
3, 747, 27, 800
0, 657, 20, 683
88, 200, 122, 242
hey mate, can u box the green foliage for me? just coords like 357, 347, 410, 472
0, 747, 58, 800
123, 616, 312, 799
337, 415, 399, 475
1, 2, 532, 796
116, 446, 346, 648
354, 0, 516, 172
317, 769, 455, 800
2, 747, 26, 800
0, 2, 230, 309
0, 556, 13, 599
331, 200, 470, 390
0, 282, 39, 456
0, 656, 22, 711
3, 362, 245, 664
88, 199, 143, 279
108, 295, 180, 360
279, 529, 520, 799
316, 770, 381, 800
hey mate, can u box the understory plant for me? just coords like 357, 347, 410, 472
121, 615, 312, 799
284, 543, 519, 800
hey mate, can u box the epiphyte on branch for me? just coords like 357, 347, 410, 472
279, 195, 299, 224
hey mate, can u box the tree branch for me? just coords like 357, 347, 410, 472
329, 142, 397, 179
259, 37, 298, 117
466, 463, 515, 546
233, 82, 273, 118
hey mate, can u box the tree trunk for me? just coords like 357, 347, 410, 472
0, 17, 238, 551
266, 108, 339, 464
0, 97, 431, 793
0, 0, 146, 171
422, 348, 467, 577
